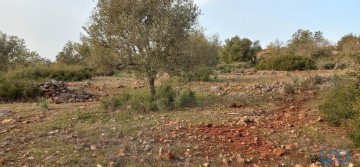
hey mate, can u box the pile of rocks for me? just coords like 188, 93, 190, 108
246, 81, 287, 95
38, 80, 97, 104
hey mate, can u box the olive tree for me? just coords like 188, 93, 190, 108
56, 36, 91, 65
287, 29, 331, 57
0, 31, 49, 71
86, 0, 200, 100
220, 36, 261, 64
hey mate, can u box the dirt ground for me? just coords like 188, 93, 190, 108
1, 70, 359, 167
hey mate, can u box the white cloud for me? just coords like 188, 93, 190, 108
194, 0, 211, 6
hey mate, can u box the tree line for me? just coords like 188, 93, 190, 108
1, 0, 360, 99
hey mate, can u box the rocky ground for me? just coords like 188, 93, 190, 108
0, 70, 359, 167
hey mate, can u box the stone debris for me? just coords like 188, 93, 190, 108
0, 108, 12, 117
246, 81, 287, 95
38, 80, 97, 104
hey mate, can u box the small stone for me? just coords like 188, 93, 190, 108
166, 150, 173, 160
295, 164, 302, 167
340, 150, 348, 156
222, 158, 229, 165
237, 157, 245, 164
159, 147, 164, 159
96, 164, 102, 167
108, 161, 115, 167
348, 163, 354, 167
309, 163, 317, 167
1, 119, 14, 124
0, 158, 5, 165
273, 148, 285, 157
203, 162, 209, 167
144, 145, 151, 151
91, 145, 97, 150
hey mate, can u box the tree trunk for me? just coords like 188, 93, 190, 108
148, 76, 156, 101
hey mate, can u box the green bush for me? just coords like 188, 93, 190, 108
217, 65, 233, 74
40, 99, 49, 110
100, 86, 197, 112
319, 77, 360, 126
0, 79, 41, 101
256, 55, 317, 71
349, 117, 360, 147
100, 93, 131, 111
155, 84, 176, 111
175, 88, 196, 108
5, 64, 91, 82
185, 67, 214, 81
322, 63, 336, 70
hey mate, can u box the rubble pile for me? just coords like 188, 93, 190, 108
38, 80, 97, 104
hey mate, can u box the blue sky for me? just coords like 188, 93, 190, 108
0, 0, 359, 60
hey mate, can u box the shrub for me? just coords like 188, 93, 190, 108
5, 64, 91, 82
175, 88, 196, 108
100, 93, 131, 111
40, 99, 49, 110
322, 63, 336, 70
155, 84, 176, 111
283, 83, 295, 95
319, 77, 360, 126
217, 65, 233, 74
349, 117, 360, 147
0, 79, 41, 101
256, 55, 317, 71
184, 67, 214, 81
100, 86, 197, 112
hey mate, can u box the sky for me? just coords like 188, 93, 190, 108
0, 0, 359, 61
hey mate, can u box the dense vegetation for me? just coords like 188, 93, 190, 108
257, 55, 317, 71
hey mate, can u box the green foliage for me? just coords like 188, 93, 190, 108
184, 67, 214, 82
56, 38, 90, 65
175, 88, 196, 108
86, 0, 200, 99
256, 55, 317, 71
155, 84, 176, 111
283, 83, 295, 95
349, 117, 360, 147
40, 99, 49, 110
319, 77, 360, 126
0, 79, 41, 101
322, 62, 336, 70
221, 36, 261, 64
100, 93, 131, 111
5, 64, 91, 82
311, 48, 333, 59
0, 31, 50, 71
287, 29, 330, 57
338, 34, 360, 55
217, 65, 233, 74
100, 86, 197, 112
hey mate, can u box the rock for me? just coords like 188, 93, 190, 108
0, 109, 12, 117
309, 163, 317, 167
348, 163, 354, 167
273, 148, 285, 157
1, 119, 15, 124
222, 158, 230, 165
159, 147, 164, 159
166, 150, 173, 160
237, 157, 245, 164
295, 164, 302, 167
144, 145, 151, 151
96, 164, 102, 167
0, 158, 5, 165
108, 161, 115, 167
203, 163, 210, 167
90, 145, 97, 150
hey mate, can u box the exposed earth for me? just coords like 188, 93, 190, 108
1, 70, 359, 167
